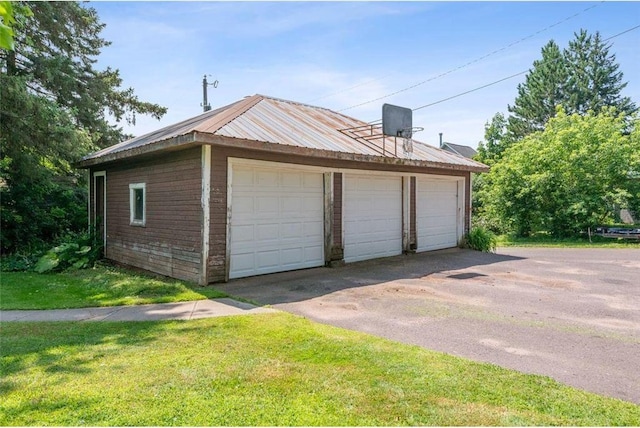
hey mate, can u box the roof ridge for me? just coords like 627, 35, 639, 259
255, 93, 369, 126
194, 94, 264, 134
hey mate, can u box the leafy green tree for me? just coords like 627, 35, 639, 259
473, 113, 510, 233
0, 1, 16, 49
475, 112, 509, 166
1, 2, 167, 254
507, 40, 568, 141
480, 108, 639, 237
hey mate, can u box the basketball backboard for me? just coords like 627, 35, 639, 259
382, 103, 412, 137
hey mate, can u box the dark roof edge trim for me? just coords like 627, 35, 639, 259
194, 133, 490, 173
76, 132, 489, 173
75, 133, 198, 168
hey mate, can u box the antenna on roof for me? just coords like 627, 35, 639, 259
201, 74, 218, 112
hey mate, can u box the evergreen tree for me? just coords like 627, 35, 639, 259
506, 40, 567, 141
1, 2, 167, 253
564, 29, 636, 117
485, 30, 636, 159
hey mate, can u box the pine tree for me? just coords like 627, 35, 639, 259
502, 30, 636, 144
0, 2, 167, 253
564, 29, 636, 117
506, 40, 567, 141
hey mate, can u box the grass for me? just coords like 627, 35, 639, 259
0, 265, 227, 310
497, 233, 640, 248
1, 313, 638, 426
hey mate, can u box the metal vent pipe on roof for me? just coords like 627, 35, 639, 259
439, 132, 443, 148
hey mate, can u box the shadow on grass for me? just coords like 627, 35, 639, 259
0, 321, 201, 381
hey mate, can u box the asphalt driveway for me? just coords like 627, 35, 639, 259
218, 247, 640, 404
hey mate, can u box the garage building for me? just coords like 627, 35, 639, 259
78, 94, 488, 284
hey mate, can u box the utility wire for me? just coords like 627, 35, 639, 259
411, 23, 639, 112
603, 24, 640, 41
412, 71, 527, 112
336, 2, 602, 112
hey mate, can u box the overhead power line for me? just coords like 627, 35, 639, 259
336, 2, 603, 112
411, 23, 640, 112
603, 24, 640, 41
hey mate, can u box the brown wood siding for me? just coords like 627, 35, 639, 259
410, 176, 417, 250
104, 147, 202, 283
207, 148, 228, 283
332, 172, 343, 260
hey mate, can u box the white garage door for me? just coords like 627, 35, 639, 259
229, 163, 324, 279
417, 177, 460, 252
344, 174, 402, 263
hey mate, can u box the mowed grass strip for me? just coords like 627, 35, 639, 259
2, 313, 638, 426
0, 266, 227, 310
497, 234, 640, 248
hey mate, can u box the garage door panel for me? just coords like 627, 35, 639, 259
304, 245, 324, 262
304, 221, 323, 238
281, 171, 303, 187
232, 224, 255, 243
256, 170, 279, 187
256, 223, 279, 241
280, 248, 303, 265
282, 223, 303, 239
303, 173, 323, 189
344, 174, 402, 263
281, 196, 302, 213
417, 177, 460, 252
230, 164, 325, 279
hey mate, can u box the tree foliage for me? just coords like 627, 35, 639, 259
482, 30, 636, 160
507, 40, 568, 141
1, 2, 166, 254
479, 108, 640, 237
564, 30, 636, 118
0, 1, 17, 50
475, 112, 509, 166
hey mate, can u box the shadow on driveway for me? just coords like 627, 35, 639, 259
218, 248, 523, 305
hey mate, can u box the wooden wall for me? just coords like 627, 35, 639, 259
99, 147, 203, 283
88, 144, 471, 284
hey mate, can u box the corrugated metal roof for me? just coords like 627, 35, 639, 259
80, 94, 488, 172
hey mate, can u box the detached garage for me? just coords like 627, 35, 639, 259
78, 94, 488, 284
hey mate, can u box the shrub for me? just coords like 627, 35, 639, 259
464, 227, 497, 253
33, 229, 102, 273
0, 252, 41, 272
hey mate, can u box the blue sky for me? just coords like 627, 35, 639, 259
90, 1, 640, 148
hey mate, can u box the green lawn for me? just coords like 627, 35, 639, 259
497, 233, 640, 248
0, 266, 227, 310
1, 313, 638, 426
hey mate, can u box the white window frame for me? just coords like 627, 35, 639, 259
129, 183, 146, 226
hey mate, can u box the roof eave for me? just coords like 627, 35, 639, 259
75, 132, 199, 168
194, 133, 490, 173
75, 131, 489, 173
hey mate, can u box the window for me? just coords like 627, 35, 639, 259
129, 183, 146, 226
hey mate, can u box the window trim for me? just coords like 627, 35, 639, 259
129, 183, 146, 226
